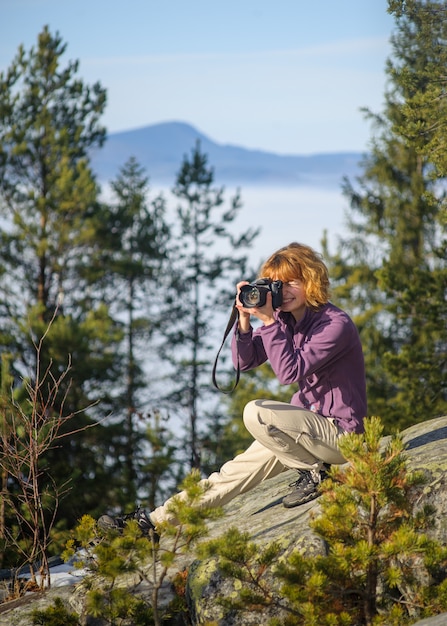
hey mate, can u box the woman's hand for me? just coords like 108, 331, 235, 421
235, 281, 276, 332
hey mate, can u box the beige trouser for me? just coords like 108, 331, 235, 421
150, 399, 347, 525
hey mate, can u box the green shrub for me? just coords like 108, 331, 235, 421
31, 597, 79, 626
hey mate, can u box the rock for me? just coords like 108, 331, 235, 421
1, 415, 447, 625
0, 586, 75, 626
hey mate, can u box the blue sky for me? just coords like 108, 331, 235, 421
1, 0, 395, 155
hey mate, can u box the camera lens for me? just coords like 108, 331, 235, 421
243, 287, 262, 306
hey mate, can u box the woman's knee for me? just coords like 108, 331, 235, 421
243, 399, 275, 436
243, 399, 263, 432
243, 399, 257, 427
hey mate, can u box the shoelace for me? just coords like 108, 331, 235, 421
289, 470, 312, 488
289, 469, 322, 489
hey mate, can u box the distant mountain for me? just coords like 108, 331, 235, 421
90, 121, 363, 188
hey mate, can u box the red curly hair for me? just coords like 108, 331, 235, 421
259, 242, 330, 310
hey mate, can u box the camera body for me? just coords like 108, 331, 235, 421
239, 278, 283, 310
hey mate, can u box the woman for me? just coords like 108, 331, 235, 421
232, 241, 366, 508
99, 242, 367, 533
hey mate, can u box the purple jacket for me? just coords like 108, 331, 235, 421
231, 303, 367, 433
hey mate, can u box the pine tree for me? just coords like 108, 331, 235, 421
160, 141, 259, 470
325, 0, 447, 431
0, 27, 124, 526
275, 417, 447, 625
91, 157, 173, 508
64, 469, 224, 626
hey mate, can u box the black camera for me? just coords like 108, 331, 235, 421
239, 278, 283, 309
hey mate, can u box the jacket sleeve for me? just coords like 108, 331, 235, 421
231, 325, 268, 370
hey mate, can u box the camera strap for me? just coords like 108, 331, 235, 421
211, 304, 240, 394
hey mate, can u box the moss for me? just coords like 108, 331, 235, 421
186, 557, 220, 605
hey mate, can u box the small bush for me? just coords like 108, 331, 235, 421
31, 596, 80, 625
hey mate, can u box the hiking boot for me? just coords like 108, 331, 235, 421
282, 465, 330, 509
98, 506, 159, 541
